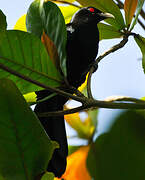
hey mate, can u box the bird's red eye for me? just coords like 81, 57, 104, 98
89, 8, 95, 13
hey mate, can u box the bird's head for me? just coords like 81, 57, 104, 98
71, 7, 114, 25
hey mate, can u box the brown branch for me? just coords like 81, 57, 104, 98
1, 60, 145, 117
138, 18, 145, 31
38, 99, 145, 117
140, 9, 145, 20
97, 35, 129, 64
104, 95, 145, 103
87, 68, 93, 99
0, 61, 87, 104
87, 35, 129, 99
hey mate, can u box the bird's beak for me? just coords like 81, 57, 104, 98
100, 12, 115, 19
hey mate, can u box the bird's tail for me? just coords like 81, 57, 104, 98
34, 90, 68, 177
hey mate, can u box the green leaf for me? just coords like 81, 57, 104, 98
87, 110, 145, 180
98, 23, 122, 40
134, 35, 145, 73
0, 30, 62, 94
41, 172, 54, 180
26, 0, 67, 76
88, 109, 98, 127
130, 0, 145, 31
0, 78, 58, 180
0, 10, 7, 30
76, 0, 125, 30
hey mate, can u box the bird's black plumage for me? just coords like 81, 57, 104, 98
34, 7, 113, 177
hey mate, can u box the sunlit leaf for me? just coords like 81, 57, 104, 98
76, 0, 125, 30
55, 146, 91, 180
134, 35, 145, 73
130, 0, 145, 30
88, 109, 98, 127
65, 109, 95, 139
78, 73, 88, 92
87, 110, 145, 180
0, 78, 58, 180
41, 172, 55, 180
58, 5, 79, 24
0, 10, 7, 30
98, 23, 123, 40
26, 0, 67, 76
0, 30, 62, 94
14, 14, 26, 31
124, 0, 138, 27
23, 92, 37, 103
53, 0, 75, 3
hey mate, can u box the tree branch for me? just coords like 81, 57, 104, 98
87, 35, 129, 99
0, 62, 87, 104
1, 61, 145, 117
104, 95, 145, 103
38, 98, 145, 117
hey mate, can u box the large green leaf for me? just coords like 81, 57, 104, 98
124, 0, 138, 28
134, 35, 145, 73
0, 30, 62, 94
130, 0, 145, 31
0, 10, 7, 30
0, 78, 58, 180
87, 110, 145, 180
26, 0, 67, 76
76, 0, 125, 30
98, 23, 122, 40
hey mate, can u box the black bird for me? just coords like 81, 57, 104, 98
34, 7, 114, 177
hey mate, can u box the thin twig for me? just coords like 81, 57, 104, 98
38, 99, 145, 117
37, 105, 85, 117
104, 95, 145, 103
87, 68, 93, 99
87, 35, 129, 100
0, 61, 87, 103
138, 18, 145, 31
1, 61, 145, 116
140, 9, 145, 20
97, 35, 129, 63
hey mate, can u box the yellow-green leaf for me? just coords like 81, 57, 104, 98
65, 109, 95, 139
23, 92, 37, 103
124, 0, 138, 27
58, 5, 79, 24
98, 23, 123, 40
41, 172, 55, 180
134, 35, 145, 73
14, 14, 26, 31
